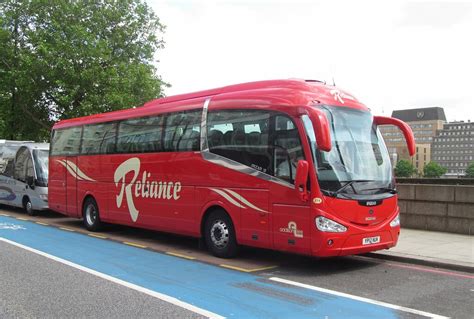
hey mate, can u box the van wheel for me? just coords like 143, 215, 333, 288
204, 209, 238, 258
23, 197, 35, 216
83, 197, 102, 231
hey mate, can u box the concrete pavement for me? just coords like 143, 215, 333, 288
370, 228, 474, 272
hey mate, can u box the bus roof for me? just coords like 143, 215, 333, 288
0, 142, 48, 161
20, 143, 50, 151
53, 79, 368, 129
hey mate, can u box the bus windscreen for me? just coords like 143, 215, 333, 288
33, 149, 49, 186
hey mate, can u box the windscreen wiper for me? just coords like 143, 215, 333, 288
326, 180, 375, 197
361, 187, 397, 194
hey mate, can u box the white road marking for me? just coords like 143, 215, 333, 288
270, 277, 450, 319
0, 238, 224, 319
0, 223, 25, 230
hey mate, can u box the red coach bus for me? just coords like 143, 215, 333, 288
49, 79, 414, 258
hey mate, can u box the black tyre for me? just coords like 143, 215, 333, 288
23, 197, 35, 216
83, 197, 102, 231
204, 209, 238, 258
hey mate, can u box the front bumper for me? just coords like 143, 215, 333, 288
311, 225, 400, 257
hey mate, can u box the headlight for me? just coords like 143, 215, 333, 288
39, 194, 48, 201
390, 213, 400, 227
315, 216, 347, 232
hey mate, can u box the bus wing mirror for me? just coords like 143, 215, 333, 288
374, 116, 415, 156
295, 160, 309, 202
306, 108, 332, 152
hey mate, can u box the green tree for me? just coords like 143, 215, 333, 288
394, 159, 416, 177
0, 0, 168, 140
465, 162, 474, 177
423, 161, 447, 178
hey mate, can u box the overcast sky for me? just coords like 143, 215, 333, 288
147, 0, 473, 122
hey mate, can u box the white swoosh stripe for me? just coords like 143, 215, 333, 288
210, 188, 246, 209
65, 160, 96, 182
56, 160, 84, 181
223, 188, 268, 213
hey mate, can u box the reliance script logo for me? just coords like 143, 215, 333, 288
114, 158, 182, 222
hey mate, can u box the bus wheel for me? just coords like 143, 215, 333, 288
23, 197, 35, 216
83, 197, 102, 231
204, 210, 238, 258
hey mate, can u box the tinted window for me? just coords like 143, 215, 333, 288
207, 110, 271, 174
51, 126, 83, 156
117, 115, 163, 153
81, 122, 117, 155
163, 110, 201, 152
273, 115, 304, 182
14, 147, 31, 182
0, 157, 15, 177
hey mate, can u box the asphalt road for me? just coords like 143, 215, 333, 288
1, 208, 472, 319
263, 255, 473, 319
0, 241, 203, 319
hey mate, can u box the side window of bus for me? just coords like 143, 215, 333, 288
81, 122, 117, 155
26, 157, 34, 181
163, 110, 201, 152
207, 110, 271, 174
14, 147, 30, 182
273, 115, 304, 183
50, 126, 83, 156
1, 159, 15, 177
117, 115, 163, 153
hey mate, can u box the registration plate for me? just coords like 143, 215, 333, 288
362, 236, 380, 245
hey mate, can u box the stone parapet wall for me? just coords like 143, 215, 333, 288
398, 184, 474, 235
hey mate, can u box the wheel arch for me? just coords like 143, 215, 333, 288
81, 193, 97, 217
22, 195, 31, 209
199, 201, 240, 243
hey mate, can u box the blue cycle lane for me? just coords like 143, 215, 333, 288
0, 216, 401, 319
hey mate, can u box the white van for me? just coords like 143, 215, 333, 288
0, 140, 49, 215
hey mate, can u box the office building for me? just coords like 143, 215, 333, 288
431, 121, 474, 176
380, 107, 446, 174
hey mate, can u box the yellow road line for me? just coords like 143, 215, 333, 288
220, 264, 278, 273
246, 265, 278, 272
59, 227, 75, 232
166, 252, 196, 260
88, 233, 107, 239
220, 264, 253, 272
36, 222, 49, 226
123, 241, 147, 249
16, 217, 28, 221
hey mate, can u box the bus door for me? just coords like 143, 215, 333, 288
65, 156, 80, 217
270, 114, 312, 254
48, 156, 67, 212
49, 126, 82, 215
13, 147, 33, 207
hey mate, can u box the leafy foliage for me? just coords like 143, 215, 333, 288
394, 159, 416, 178
423, 161, 447, 178
0, 0, 167, 140
465, 162, 474, 178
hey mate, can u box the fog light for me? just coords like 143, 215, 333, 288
327, 239, 334, 246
